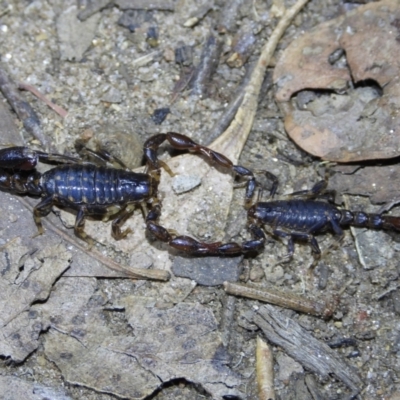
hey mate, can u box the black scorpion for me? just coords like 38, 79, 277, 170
0, 133, 264, 254
238, 178, 400, 260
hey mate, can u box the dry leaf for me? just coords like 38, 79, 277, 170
274, 0, 400, 162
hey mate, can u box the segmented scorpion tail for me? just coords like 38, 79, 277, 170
381, 215, 400, 231
340, 210, 400, 231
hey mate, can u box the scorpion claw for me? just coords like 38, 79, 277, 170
169, 236, 211, 254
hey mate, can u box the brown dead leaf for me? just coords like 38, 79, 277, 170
274, 0, 400, 162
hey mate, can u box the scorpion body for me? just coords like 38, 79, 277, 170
0, 134, 260, 254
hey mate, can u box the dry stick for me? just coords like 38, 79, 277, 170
223, 281, 338, 319
18, 83, 68, 118
19, 197, 170, 282
210, 0, 311, 163
256, 336, 275, 400
0, 67, 49, 148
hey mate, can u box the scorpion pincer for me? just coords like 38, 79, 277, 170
0, 134, 263, 255
242, 179, 400, 260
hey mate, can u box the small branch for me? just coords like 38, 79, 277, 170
18, 83, 68, 118
0, 66, 48, 148
210, 0, 311, 162
256, 336, 275, 400
224, 281, 338, 319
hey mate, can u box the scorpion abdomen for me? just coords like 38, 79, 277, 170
41, 165, 151, 207
250, 200, 341, 234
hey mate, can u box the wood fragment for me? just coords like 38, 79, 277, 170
220, 294, 237, 347
217, 0, 245, 33
227, 22, 257, 68
18, 83, 68, 118
304, 374, 324, 400
256, 336, 275, 400
210, 0, 312, 162
254, 305, 363, 394
224, 281, 338, 319
183, 2, 214, 28
0, 66, 48, 148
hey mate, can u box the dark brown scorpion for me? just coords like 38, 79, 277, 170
240, 178, 400, 261
0, 133, 263, 254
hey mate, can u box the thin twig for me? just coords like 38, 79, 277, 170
18, 83, 68, 118
0, 66, 49, 148
224, 281, 338, 319
210, 0, 311, 163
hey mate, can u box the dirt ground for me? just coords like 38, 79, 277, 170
1, 1, 400, 399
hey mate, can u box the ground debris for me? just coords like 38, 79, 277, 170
253, 304, 363, 394
57, 5, 101, 61
42, 279, 242, 399
114, 0, 175, 11
0, 241, 71, 362
104, 296, 243, 399
0, 375, 71, 400
330, 165, 400, 205
172, 255, 243, 286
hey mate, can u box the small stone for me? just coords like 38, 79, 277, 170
101, 87, 123, 103
249, 265, 264, 282
172, 175, 201, 194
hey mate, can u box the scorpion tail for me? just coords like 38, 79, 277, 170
345, 211, 400, 231
381, 216, 400, 231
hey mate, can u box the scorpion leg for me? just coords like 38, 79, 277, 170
74, 207, 94, 247
75, 141, 127, 169
243, 224, 267, 252
34, 194, 96, 246
290, 180, 336, 202
111, 205, 135, 240
33, 195, 56, 236
35, 151, 80, 166
273, 228, 322, 260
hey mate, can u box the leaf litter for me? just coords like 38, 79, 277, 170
274, 0, 400, 205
